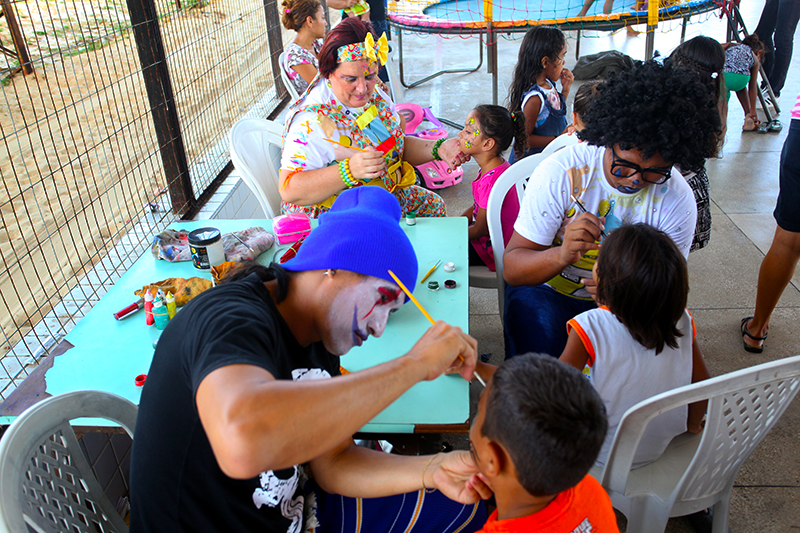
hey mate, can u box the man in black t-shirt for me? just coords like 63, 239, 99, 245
130, 187, 489, 532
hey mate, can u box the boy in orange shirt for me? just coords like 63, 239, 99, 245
470, 353, 619, 532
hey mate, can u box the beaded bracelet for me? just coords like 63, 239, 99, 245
339, 159, 359, 188
431, 138, 446, 161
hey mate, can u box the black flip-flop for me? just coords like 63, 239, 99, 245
741, 316, 767, 353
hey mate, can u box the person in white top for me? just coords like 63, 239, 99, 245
502, 61, 722, 359
559, 223, 711, 467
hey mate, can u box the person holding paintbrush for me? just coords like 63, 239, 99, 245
279, 17, 468, 219
502, 61, 721, 359
130, 187, 489, 533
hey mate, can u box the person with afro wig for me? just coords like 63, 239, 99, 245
502, 60, 722, 359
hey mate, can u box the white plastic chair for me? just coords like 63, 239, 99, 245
229, 118, 285, 219
468, 153, 549, 318
542, 132, 580, 155
0, 390, 138, 533
590, 354, 800, 533
384, 41, 404, 103
278, 51, 301, 103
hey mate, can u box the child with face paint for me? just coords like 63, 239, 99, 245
459, 105, 527, 271
560, 223, 711, 468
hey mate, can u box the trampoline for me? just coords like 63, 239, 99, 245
388, 0, 721, 103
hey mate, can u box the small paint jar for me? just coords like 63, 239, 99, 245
405, 211, 416, 226
428, 281, 439, 291
443, 262, 455, 273
444, 279, 457, 289
188, 227, 225, 270
152, 302, 170, 330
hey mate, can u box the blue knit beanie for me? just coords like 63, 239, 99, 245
282, 187, 418, 293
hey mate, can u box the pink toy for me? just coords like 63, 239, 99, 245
396, 103, 463, 190
273, 213, 312, 244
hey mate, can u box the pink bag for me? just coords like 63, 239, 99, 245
273, 213, 312, 244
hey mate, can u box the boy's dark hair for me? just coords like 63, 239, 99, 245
507, 26, 567, 114
667, 36, 726, 102
281, 0, 322, 31
572, 80, 602, 122
481, 354, 608, 497
742, 33, 765, 53
318, 17, 375, 78
596, 223, 689, 354
580, 60, 722, 172
473, 104, 527, 160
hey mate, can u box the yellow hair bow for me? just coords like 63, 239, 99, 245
365, 32, 389, 66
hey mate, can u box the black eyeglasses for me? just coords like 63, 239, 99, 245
609, 146, 673, 185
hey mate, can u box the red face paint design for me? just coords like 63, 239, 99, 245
361, 287, 401, 319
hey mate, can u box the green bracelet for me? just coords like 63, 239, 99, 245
431, 138, 446, 161
339, 159, 359, 188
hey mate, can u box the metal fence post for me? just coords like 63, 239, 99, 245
264, 0, 288, 101
126, 0, 195, 215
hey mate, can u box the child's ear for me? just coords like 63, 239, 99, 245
484, 440, 509, 477
481, 137, 496, 153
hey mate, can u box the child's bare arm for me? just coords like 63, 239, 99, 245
687, 339, 711, 433
522, 97, 557, 149
559, 328, 591, 371
559, 68, 574, 99
468, 206, 488, 241
461, 205, 474, 220
747, 56, 761, 119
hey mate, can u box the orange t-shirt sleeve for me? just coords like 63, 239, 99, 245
566, 319, 595, 367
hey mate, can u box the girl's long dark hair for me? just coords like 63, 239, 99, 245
220, 262, 292, 304
507, 26, 566, 114
473, 104, 528, 160
596, 224, 689, 354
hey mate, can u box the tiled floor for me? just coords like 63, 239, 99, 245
384, 3, 799, 531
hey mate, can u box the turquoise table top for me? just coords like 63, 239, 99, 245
28, 217, 470, 433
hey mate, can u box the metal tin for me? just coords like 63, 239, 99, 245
443, 262, 455, 272
444, 279, 457, 289
427, 281, 439, 291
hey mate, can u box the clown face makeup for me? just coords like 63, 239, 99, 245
323, 275, 405, 355
603, 144, 672, 195
328, 60, 379, 108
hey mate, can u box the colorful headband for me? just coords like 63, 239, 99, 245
336, 32, 389, 66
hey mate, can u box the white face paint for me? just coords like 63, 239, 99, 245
323, 276, 405, 355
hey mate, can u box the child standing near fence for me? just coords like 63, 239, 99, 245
507, 26, 574, 163
723, 35, 765, 131
459, 105, 527, 271
559, 223, 711, 467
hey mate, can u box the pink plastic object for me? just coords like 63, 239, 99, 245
396, 103, 463, 190
273, 213, 312, 244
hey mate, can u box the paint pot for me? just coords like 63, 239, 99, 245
135, 374, 147, 388
427, 281, 439, 291
405, 211, 416, 226
444, 279, 457, 289
152, 301, 170, 330
443, 262, 455, 273
188, 227, 225, 270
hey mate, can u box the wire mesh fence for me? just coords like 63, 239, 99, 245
0, 0, 288, 400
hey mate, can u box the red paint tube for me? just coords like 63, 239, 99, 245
113, 298, 145, 320
144, 290, 154, 325
279, 234, 307, 263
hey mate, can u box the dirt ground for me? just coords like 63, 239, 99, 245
0, 0, 283, 371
